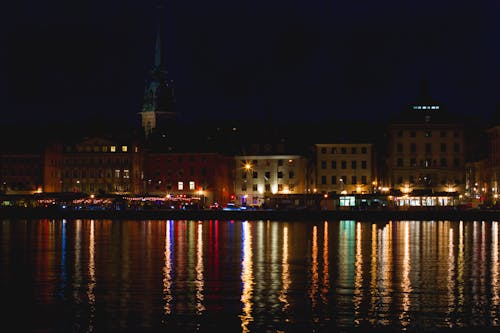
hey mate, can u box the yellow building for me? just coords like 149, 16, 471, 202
234, 155, 309, 207
315, 143, 376, 194
386, 84, 465, 195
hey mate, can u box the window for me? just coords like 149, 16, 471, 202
410, 158, 416, 167
189, 181, 195, 190
341, 161, 347, 169
441, 143, 446, 153
252, 171, 258, 178
361, 147, 367, 154
351, 147, 357, 154
277, 171, 283, 178
321, 147, 327, 154
278, 184, 283, 191
440, 158, 447, 167
321, 176, 326, 185
123, 169, 130, 179
321, 160, 327, 169
242, 184, 247, 191
114, 169, 120, 178
425, 130, 432, 137
331, 147, 337, 154
339, 196, 355, 206
178, 182, 184, 190
351, 161, 357, 169
341, 147, 347, 154
289, 171, 294, 179
397, 158, 403, 167
102, 146, 108, 152
252, 184, 257, 191
265, 184, 270, 192
361, 175, 367, 184
278, 159, 283, 166
331, 176, 337, 184
110, 146, 116, 152
361, 161, 367, 169
331, 160, 337, 169
265, 171, 271, 179
351, 176, 357, 184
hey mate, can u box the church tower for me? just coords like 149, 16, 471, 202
140, 6, 176, 139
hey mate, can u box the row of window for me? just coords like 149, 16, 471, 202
241, 183, 296, 192
67, 145, 133, 153
242, 171, 295, 179
65, 183, 130, 192
319, 147, 368, 154
60, 158, 130, 166
394, 176, 462, 185
154, 167, 208, 177
147, 181, 201, 191
63, 169, 130, 179
320, 160, 368, 169
396, 158, 461, 168
320, 175, 368, 185
240, 159, 295, 166
396, 130, 460, 138
396, 143, 460, 153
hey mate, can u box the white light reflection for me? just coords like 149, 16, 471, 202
309, 225, 319, 310
446, 226, 455, 326
399, 222, 412, 328
163, 220, 173, 314
322, 221, 330, 306
279, 226, 290, 311
240, 221, 254, 333
87, 220, 96, 332
353, 222, 363, 325
195, 222, 205, 314
492, 222, 499, 324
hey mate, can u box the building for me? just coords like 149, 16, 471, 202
143, 152, 234, 207
315, 143, 377, 195
44, 137, 143, 195
386, 82, 466, 196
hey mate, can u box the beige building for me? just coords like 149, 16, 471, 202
315, 143, 376, 194
386, 86, 465, 194
234, 155, 309, 207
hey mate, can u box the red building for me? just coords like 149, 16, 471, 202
143, 152, 234, 207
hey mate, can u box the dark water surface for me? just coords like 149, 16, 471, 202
2, 219, 500, 332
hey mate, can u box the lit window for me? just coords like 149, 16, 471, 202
123, 169, 130, 179
189, 181, 195, 190
122, 146, 128, 152
134, 147, 138, 153
102, 146, 108, 152
110, 146, 116, 152
178, 182, 184, 190
114, 169, 120, 178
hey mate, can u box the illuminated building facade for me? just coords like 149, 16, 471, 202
44, 137, 143, 195
486, 124, 500, 202
386, 83, 465, 195
315, 143, 376, 194
143, 152, 234, 206
234, 155, 309, 207
0, 153, 44, 194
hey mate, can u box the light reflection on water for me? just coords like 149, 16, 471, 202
2, 219, 500, 332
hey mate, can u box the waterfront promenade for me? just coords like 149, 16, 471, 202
1, 206, 500, 221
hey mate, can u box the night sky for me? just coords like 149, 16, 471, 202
1, 0, 499, 128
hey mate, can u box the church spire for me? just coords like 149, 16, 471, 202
140, 4, 176, 139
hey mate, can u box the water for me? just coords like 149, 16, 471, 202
1, 219, 500, 332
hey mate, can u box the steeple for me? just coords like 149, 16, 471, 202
140, 4, 176, 139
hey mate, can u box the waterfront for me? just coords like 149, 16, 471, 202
2, 218, 500, 332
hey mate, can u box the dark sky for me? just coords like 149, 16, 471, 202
1, 0, 499, 128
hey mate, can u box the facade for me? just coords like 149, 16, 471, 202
386, 84, 465, 195
143, 152, 234, 207
44, 137, 143, 195
0, 153, 44, 194
233, 155, 309, 208
315, 143, 376, 194
486, 125, 500, 203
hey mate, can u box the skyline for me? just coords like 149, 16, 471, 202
2, 0, 499, 127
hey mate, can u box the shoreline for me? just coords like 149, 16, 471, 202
1, 207, 499, 221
